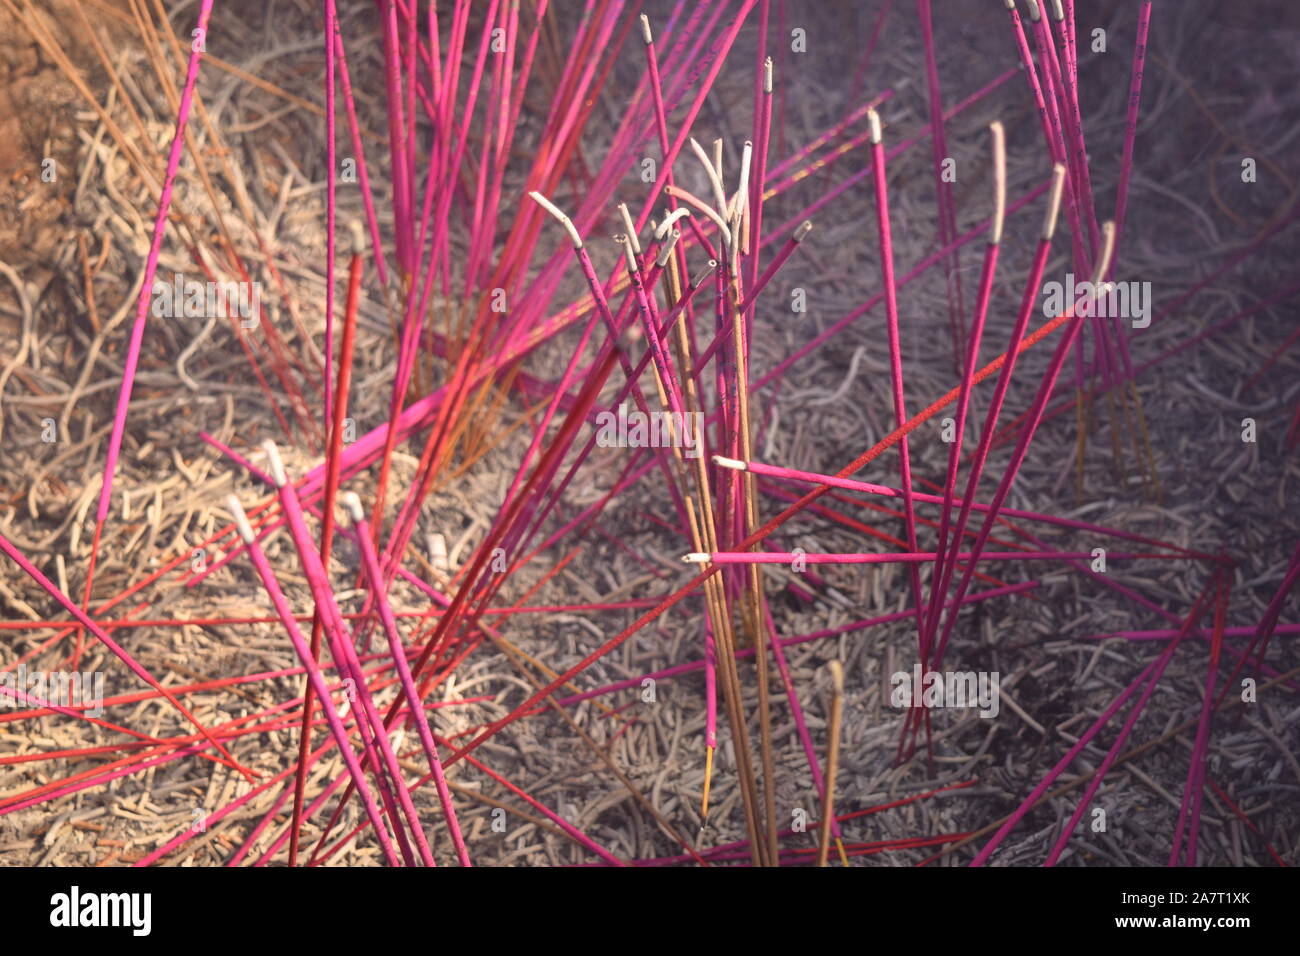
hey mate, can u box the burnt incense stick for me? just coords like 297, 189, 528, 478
816, 661, 844, 867
4, 0, 1280, 875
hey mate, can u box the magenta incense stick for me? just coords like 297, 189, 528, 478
3, 0, 1276, 875
931, 222, 1117, 674
922, 122, 1005, 665
90, 0, 216, 598
720, 455, 1202, 558
262, 441, 435, 866
683, 550, 1163, 566
0, 527, 251, 781
865, 109, 924, 636
227, 494, 402, 867
343, 493, 472, 867
323, 0, 338, 422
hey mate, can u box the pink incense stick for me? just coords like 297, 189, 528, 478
227, 494, 402, 867
921, 122, 1005, 668
916, 0, 965, 361
722, 455, 1204, 558
90, 0, 215, 606
263, 441, 434, 866
970, 652, 1162, 867
931, 222, 1117, 674
1040, 577, 1218, 867
1170, 574, 1227, 867
331, 13, 389, 286
1002, 0, 1063, 162
323, 0, 338, 422
380, 0, 414, 275
918, 166, 1067, 677
683, 550, 1160, 566
0, 528, 252, 781
552, 582, 1038, 711
746, 56, 772, 319
1111, 1, 1153, 278
1043, 2, 1100, 258
865, 109, 924, 637
343, 493, 472, 867
288, 219, 366, 867
1022, 2, 1090, 277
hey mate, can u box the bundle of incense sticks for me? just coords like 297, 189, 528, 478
2, 0, 1295, 872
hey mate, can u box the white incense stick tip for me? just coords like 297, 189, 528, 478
867, 109, 883, 145
348, 219, 366, 257
1044, 164, 1066, 240
1003, 0, 1016, 10
340, 491, 364, 524
656, 207, 690, 238
618, 203, 641, 255
528, 191, 582, 248
1026, 0, 1041, 21
736, 143, 753, 217
639, 13, 652, 45
828, 660, 844, 694
226, 494, 256, 544
656, 230, 680, 267
427, 531, 449, 569
1051, 0, 1065, 21
261, 440, 287, 488
618, 235, 638, 272
690, 140, 730, 239
989, 121, 1007, 246
691, 260, 717, 288
764, 57, 773, 94
793, 220, 813, 242
1091, 222, 1116, 287
683, 552, 710, 564
712, 455, 746, 471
